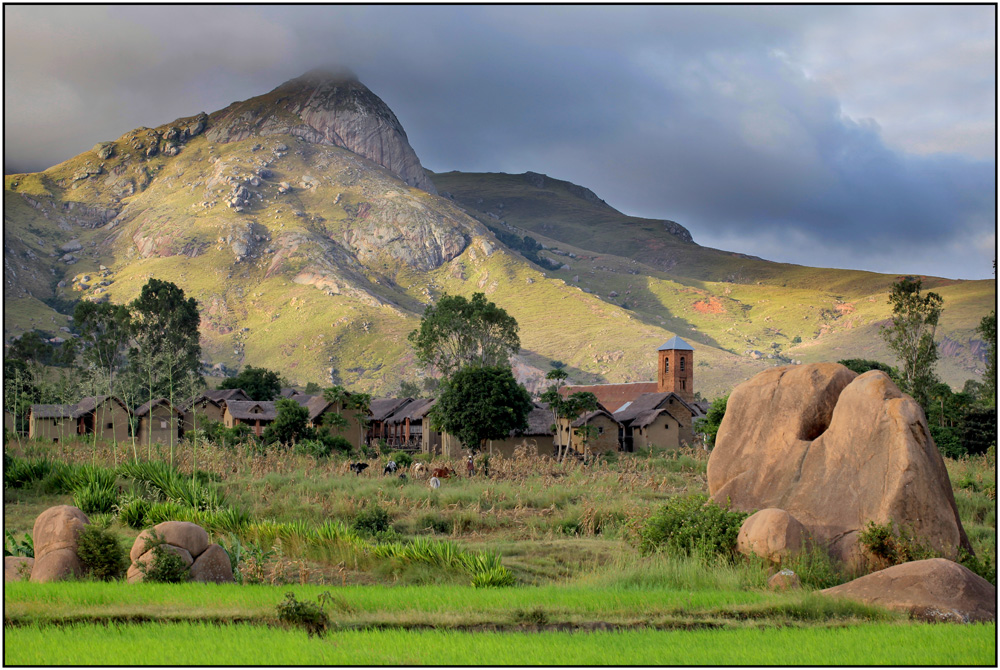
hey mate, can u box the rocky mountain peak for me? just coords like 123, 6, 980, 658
206, 70, 437, 194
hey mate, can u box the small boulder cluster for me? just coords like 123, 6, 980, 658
4, 506, 231, 585
128, 521, 233, 583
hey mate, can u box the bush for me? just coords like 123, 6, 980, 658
352, 505, 392, 536
639, 494, 749, 558
3, 455, 55, 489
136, 531, 190, 583
389, 451, 413, 469
416, 513, 450, 534
930, 425, 966, 459
857, 520, 934, 571
76, 525, 128, 581
116, 498, 150, 530
72, 482, 120, 515
276, 592, 332, 637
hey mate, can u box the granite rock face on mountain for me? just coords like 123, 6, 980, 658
206, 69, 437, 194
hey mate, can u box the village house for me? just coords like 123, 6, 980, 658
367, 397, 414, 445
561, 336, 704, 450
223, 400, 277, 437
181, 388, 250, 432
29, 396, 131, 443
384, 398, 437, 452
134, 398, 184, 445
556, 407, 622, 458
292, 394, 367, 450
4, 409, 16, 435
440, 402, 557, 459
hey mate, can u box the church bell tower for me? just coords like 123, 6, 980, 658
657, 335, 694, 402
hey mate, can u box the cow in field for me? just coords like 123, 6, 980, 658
411, 462, 426, 477
431, 467, 456, 479
383, 460, 398, 475
349, 462, 369, 475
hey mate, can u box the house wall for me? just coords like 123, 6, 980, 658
664, 397, 694, 445
138, 406, 181, 444
312, 405, 367, 450
569, 414, 621, 454
633, 414, 681, 451
87, 402, 131, 442
29, 415, 74, 442
421, 426, 442, 456
183, 401, 226, 432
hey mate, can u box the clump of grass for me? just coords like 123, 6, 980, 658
72, 482, 120, 515
275, 591, 334, 637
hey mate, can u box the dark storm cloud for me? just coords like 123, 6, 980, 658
3, 5, 994, 278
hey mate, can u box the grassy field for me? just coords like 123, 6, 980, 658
5, 621, 995, 666
3, 437, 996, 665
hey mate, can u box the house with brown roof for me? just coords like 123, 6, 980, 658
480, 402, 555, 459
223, 401, 277, 437
613, 391, 699, 450
135, 398, 184, 445
384, 398, 437, 452
29, 396, 131, 443
561, 336, 701, 449
555, 407, 622, 458
181, 388, 250, 432
367, 397, 414, 445
294, 394, 368, 450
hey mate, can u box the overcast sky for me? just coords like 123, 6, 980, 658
4, 5, 996, 279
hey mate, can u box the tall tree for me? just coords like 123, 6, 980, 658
218, 365, 283, 401
263, 398, 312, 446
880, 277, 943, 407
408, 292, 520, 378
128, 279, 202, 401
430, 365, 532, 454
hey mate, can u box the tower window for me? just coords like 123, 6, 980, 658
680, 357, 686, 371
664, 358, 669, 373
681, 379, 687, 390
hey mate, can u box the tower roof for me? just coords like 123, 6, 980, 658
657, 335, 694, 351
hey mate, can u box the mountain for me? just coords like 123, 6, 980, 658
3, 71, 994, 397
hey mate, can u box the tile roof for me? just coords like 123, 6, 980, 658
631, 408, 679, 429
571, 409, 619, 428
519, 403, 554, 436
559, 382, 658, 414
31, 404, 76, 419
72, 396, 129, 418
613, 392, 697, 425
386, 398, 436, 424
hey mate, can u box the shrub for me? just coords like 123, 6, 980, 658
3, 530, 33, 558
857, 520, 934, 571
389, 451, 413, 469
136, 531, 190, 583
639, 494, 749, 558
352, 505, 392, 536
958, 548, 997, 586
72, 482, 120, 515
76, 525, 128, 581
416, 513, 450, 534
116, 498, 150, 530
275, 592, 332, 637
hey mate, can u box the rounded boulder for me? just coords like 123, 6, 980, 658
189, 544, 234, 583
31, 548, 84, 583
737, 508, 809, 563
32, 505, 89, 558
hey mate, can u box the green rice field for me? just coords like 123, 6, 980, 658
5, 621, 995, 666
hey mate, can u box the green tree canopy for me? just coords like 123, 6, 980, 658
127, 279, 202, 400
976, 310, 996, 407
263, 398, 312, 446
219, 365, 283, 401
694, 394, 729, 448
837, 358, 898, 381
408, 292, 520, 378
430, 365, 533, 453
880, 277, 943, 407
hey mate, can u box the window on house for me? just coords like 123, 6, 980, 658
160, 420, 168, 429
53, 438, 59, 443
680, 357, 685, 371
664, 358, 669, 373
681, 379, 686, 390
52, 419, 58, 426
598, 426, 604, 435
107, 422, 114, 429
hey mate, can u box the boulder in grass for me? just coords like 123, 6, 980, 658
737, 508, 809, 563
767, 569, 801, 591
820, 558, 996, 623
31, 505, 89, 583
126, 544, 194, 584
708, 364, 971, 569
130, 521, 209, 563
5, 556, 34, 582
189, 544, 235, 583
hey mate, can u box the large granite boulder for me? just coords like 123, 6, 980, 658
30, 505, 89, 583
127, 521, 231, 584
708, 364, 970, 568
5, 556, 34, 582
737, 508, 809, 563
820, 558, 996, 623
